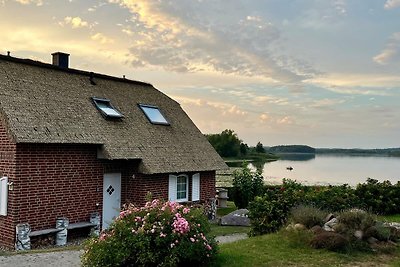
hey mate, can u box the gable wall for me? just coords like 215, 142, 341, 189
0, 120, 17, 249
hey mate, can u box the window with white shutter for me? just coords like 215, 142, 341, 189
192, 173, 200, 202
0, 176, 8, 216
168, 174, 188, 202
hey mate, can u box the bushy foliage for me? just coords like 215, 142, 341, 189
305, 184, 359, 212
290, 205, 327, 228
206, 129, 247, 157
231, 166, 264, 209
255, 142, 265, 153
355, 178, 400, 215
248, 179, 304, 235
336, 209, 377, 233
81, 200, 217, 267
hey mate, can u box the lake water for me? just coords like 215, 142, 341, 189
248, 154, 400, 186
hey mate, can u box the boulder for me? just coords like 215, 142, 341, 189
324, 213, 335, 223
354, 230, 363, 240
310, 231, 348, 251
294, 223, 306, 230
220, 209, 250, 226
367, 237, 378, 244
323, 218, 337, 232
311, 225, 323, 234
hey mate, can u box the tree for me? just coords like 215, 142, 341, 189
206, 129, 248, 157
255, 141, 265, 153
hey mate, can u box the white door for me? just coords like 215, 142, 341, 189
102, 173, 121, 230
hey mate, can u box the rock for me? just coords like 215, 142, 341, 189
364, 226, 379, 239
324, 213, 335, 223
310, 231, 348, 251
388, 222, 400, 230
220, 209, 250, 226
311, 225, 323, 234
354, 230, 363, 240
294, 224, 306, 230
323, 218, 337, 232
286, 224, 294, 231
367, 237, 378, 244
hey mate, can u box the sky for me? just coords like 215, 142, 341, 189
0, 0, 399, 148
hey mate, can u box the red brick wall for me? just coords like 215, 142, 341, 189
14, 144, 104, 231
0, 120, 17, 249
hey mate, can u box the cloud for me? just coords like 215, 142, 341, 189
373, 32, 400, 65
310, 98, 346, 109
63, 16, 89, 28
384, 0, 400, 9
108, 0, 318, 84
91, 32, 114, 44
259, 113, 270, 123
13, 0, 43, 5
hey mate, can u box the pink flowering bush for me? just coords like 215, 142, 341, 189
81, 199, 217, 267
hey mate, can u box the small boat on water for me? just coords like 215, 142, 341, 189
286, 166, 293, 171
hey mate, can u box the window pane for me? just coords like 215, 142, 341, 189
97, 102, 123, 117
176, 176, 187, 200
139, 105, 169, 124
92, 97, 123, 118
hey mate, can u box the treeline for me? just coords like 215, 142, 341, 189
205, 129, 267, 158
316, 147, 400, 156
266, 145, 316, 153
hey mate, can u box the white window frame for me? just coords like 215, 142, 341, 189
168, 174, 188, 202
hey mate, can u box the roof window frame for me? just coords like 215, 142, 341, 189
92, 97, 124, 119
138, 104, 170, 125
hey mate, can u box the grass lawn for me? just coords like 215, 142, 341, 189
216, 201, 237, 217
213, 231, 400, 267
379, 214, 400, 223
210, 224, 249, 236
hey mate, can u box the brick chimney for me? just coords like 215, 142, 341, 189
51, 52, 70, 68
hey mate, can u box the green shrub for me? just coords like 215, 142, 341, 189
355, 178, 400, 215
290, 205, 327, 229
337, 209, 377, 233
231, 165, 264, 208
81, 200, 217, 267
305, 184, 359, 212
248, 179, 304, 236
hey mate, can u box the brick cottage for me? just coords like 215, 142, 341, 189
0, 52, 227, 249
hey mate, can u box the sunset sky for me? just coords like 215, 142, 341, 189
1, 0, 399, 148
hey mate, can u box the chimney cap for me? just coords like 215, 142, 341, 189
51, 51, 70, 56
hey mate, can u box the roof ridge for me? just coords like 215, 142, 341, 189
0, 53, 152, 87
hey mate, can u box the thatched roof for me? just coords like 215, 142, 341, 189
0, 54, 227, 174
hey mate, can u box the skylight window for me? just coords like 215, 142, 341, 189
139, 104, 169, 125
92, 97, 123, 119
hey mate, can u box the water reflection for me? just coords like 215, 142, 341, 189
247, 154, 400, 186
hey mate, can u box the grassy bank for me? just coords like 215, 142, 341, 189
214, 231, 400, 267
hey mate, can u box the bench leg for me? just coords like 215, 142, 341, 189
55, 217, 69, 246
15, 223, 31, 250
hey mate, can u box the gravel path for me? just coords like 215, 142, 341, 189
0, 234, 247, 267
0, 250, 82, 267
